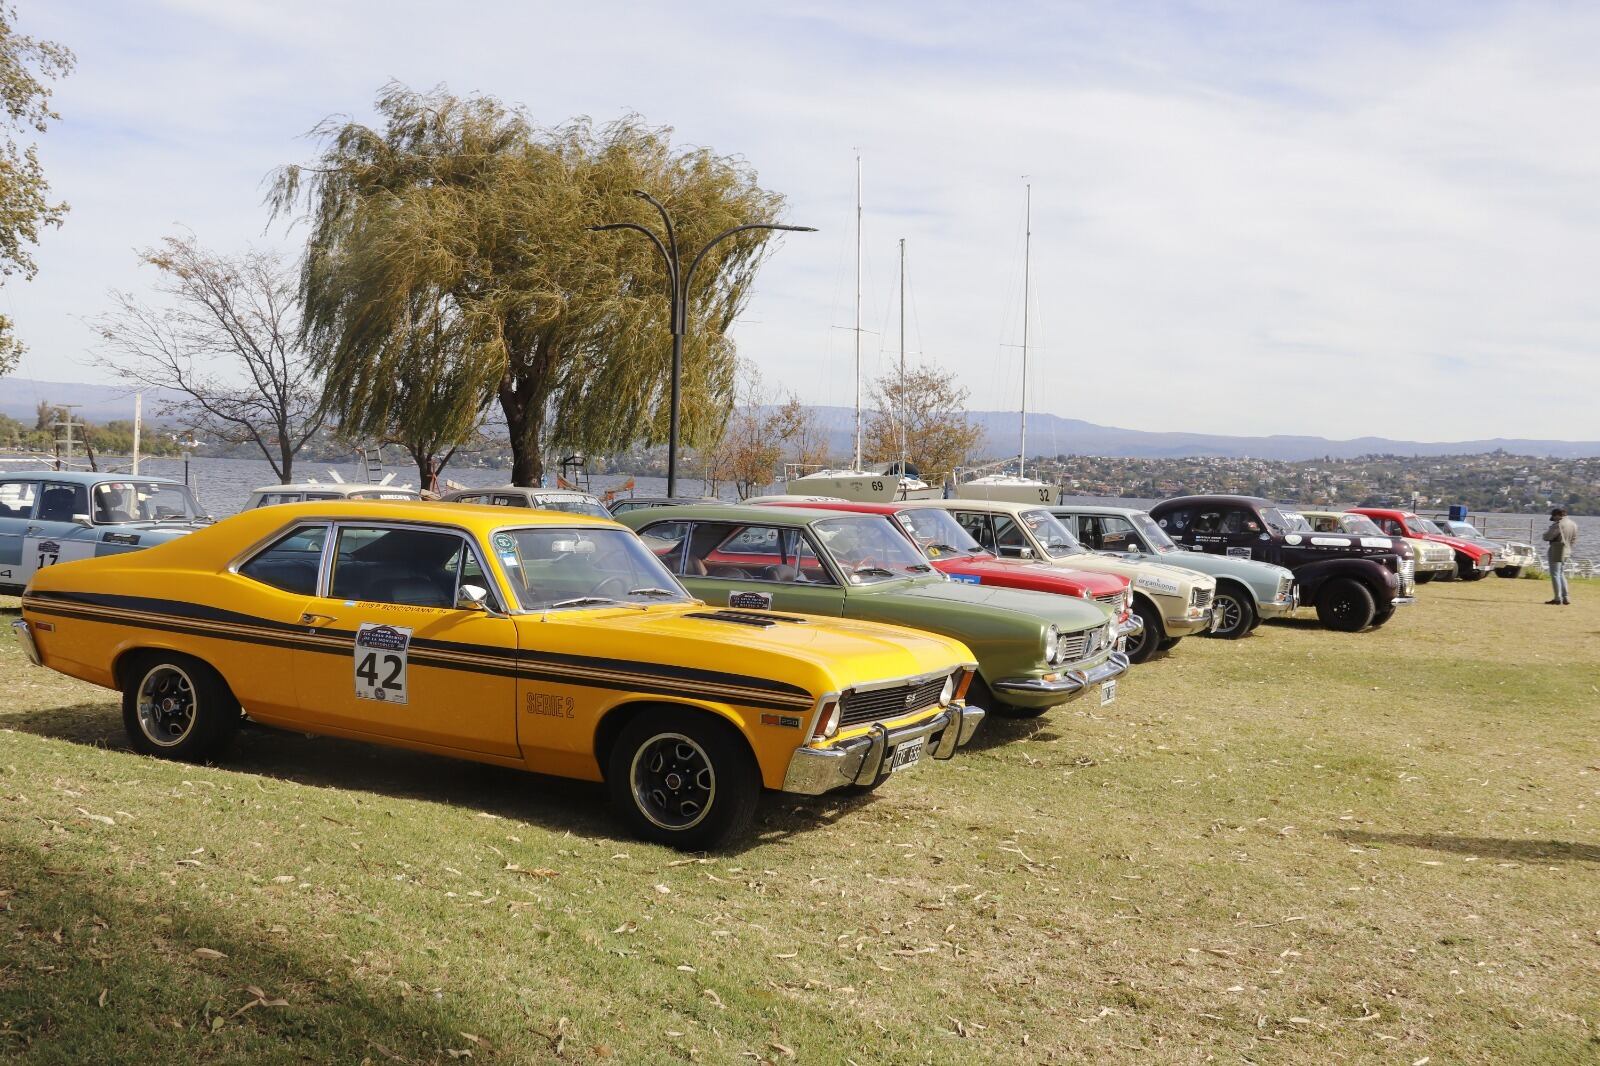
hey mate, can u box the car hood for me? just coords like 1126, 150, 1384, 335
1144, 549, 1292, 584
930, 555, 1124, 597
882, 577, 1111, 631
1425, 533, 1490, 557
1041, 552, 1215, 595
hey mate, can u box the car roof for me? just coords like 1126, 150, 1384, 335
623, 503, 870, 526
1049, 503, 1146, 517
243, 499, 623, 530
253, 483, 418, 495
453, 485, 596, 496
766, 500, 899, 515
1151, 494, 1271, 509
897, 498, 1050, 515
2, 469, 186, 487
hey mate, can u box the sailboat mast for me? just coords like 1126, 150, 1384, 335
899, 237, 907, 477
1020, 182, 1031, 479
853, 155, 863, 471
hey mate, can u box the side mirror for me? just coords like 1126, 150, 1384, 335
72, 513, 93, 528
1018, 547, 1035, 560
456, 584, 489, 611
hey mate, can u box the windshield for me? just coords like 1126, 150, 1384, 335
1021, 509, 1084, 558
494, 527, 692, 611
1412, 516, 1444, 536
1130, 512, 1178, 553
1338, 514, 1384, 536
1450, 522, 1486, 540
91, 481, 199, 523
812, 516, 934, 582
1266, 508, 1311, 533
894, 508, 985, 558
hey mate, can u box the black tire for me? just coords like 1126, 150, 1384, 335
1370, 603, 1396, 628
1206, 585, 1256, 639
1414, 571, 1435, 584
1315, 578, 1376, 632
1457, 558, 1489, 581
1158, 636, 1183, 652
1495, 566, 1522, 579
1124, 596, 1163, 664
120, 652, 240, 762
607, 709, 760, 850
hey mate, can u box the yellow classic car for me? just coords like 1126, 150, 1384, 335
14, 501, 984, 849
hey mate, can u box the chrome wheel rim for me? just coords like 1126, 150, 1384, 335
1216, 593, 1244, 634
137, 664, 197, 747
1125, 618, 1151, 658
630, 732, 715, 831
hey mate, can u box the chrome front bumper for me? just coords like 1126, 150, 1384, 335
1114, 614, 1144, 641
991, 651, 1131, 696
780, 702, 986, 795
12, 620, 41, 666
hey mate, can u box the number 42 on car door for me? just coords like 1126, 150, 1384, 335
353, 623, 411, 704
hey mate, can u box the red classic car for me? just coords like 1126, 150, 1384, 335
1349, 507, 1495, 581
758, 500, 1138, 635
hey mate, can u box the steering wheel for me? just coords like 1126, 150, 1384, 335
593, 576, 631, 599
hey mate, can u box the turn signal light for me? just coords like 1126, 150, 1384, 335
813, 700, 841, 739
953, 667, 975, 702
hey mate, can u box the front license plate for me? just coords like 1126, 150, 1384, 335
888, 738, 925, 773
1099, 679, 1117, 706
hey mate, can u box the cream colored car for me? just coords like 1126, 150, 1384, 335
1302, 510, 1452, 584
897, 499, 1218, 664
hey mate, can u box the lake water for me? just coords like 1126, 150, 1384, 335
5, 454, 1595, 561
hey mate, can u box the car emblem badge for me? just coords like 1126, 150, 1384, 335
905, 689, 916, 707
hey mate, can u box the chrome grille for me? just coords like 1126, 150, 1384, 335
1093, 591, 1123, 610
1056, 629, 1090, 662
1399, 558, 1416, 593
838, 675, 949, 728
1190, 586, 1214, 610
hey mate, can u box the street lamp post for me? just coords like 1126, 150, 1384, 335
591, 190, 815, 497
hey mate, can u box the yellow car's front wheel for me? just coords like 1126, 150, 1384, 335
607, 709, 759, 850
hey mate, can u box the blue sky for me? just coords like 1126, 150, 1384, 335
8, 0, 1600, 441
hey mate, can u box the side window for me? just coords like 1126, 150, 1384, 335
1379, 518, 1403, 537
492, 494, 527, 507
329, 525, 473, 608
1230, 509, 1262, 534
639, 521, 691, 574
1158, 507, 1195, 534
953, 512, 995, 551
0, 480, 38, 520
1075, 516, 1103, 549
685, 523, 834, 585
992, 515, 1031, 557
453, 493, 486, 505
238, 525, 328, 595
37, 482, 89, 523
1100, 516, 1142, 552
1191, 509, 1226, 535
1311, 515, 1340, 533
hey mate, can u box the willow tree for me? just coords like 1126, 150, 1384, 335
270, 83, 787, 485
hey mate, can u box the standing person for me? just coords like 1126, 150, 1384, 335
1543, 507, 1579, 605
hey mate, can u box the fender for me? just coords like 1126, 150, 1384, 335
1293, 556, 1398, 603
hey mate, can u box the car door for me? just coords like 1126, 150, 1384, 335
662, 519, 846, 617
0, 479, 39, 587
1097, 514, 1154, 558
951, 510, 998, 554
1154, 506, 1198, 550
1219, 507, 1267, 560
19, 481, 97, 587
290, 522, 521, 757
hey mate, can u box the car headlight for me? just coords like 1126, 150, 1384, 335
939, 675, 955, 706
1044, 625, 1060, 664
1123, 587, 1133, 611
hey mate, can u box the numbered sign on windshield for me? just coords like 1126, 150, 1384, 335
353, 623, 411, 704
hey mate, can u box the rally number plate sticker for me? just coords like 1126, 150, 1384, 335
354, 623, 412, 704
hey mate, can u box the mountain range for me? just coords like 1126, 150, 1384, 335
6, 376, 1599, 461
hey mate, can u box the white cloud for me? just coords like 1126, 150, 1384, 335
9, 0, 1600, 442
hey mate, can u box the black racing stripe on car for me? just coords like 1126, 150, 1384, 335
25, 589, 813, 701
23, 592, 814, 708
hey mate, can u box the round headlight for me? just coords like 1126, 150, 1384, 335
1044, 625, 1060, 664
939, 675, 955, 706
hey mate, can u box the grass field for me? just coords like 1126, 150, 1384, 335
3, 578, 1598, 1064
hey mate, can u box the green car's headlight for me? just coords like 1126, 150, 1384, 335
1044, 625, 1060, 664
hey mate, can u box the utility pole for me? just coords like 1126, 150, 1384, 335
1020, 182, 1031, 479
52, 405, 84, 471
898, 236, 906, 478
854, 155, 863, 471
132, 392, 143, 475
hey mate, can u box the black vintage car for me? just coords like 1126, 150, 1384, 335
1148, 495, 1415, 632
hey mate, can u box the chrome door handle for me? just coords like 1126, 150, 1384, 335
299, 612, 338, 627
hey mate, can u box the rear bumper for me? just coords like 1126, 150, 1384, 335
780, 702, 985, 795
991, 651, 1130, 703
12, 620, 41, 667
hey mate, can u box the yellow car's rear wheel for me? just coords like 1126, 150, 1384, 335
121, 653, 239, 762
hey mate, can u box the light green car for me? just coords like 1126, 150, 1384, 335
1050, 504, 1297, 639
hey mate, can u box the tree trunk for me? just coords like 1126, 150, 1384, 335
500, 376, 547, 488
280, 435, 295, 484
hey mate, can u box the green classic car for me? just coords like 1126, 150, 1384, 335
618, 504, 1129, 718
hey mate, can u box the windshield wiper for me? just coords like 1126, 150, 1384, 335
627, 587, 680, 598
853, 566, 897, 577
927, 543, 960, 555
906, 563, 932, 573
545, 596, 625, 610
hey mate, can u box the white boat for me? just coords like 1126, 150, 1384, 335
954, 473, 1055, 505
784, 467, 899, 502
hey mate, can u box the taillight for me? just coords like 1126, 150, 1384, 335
813, 700, 841, 740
